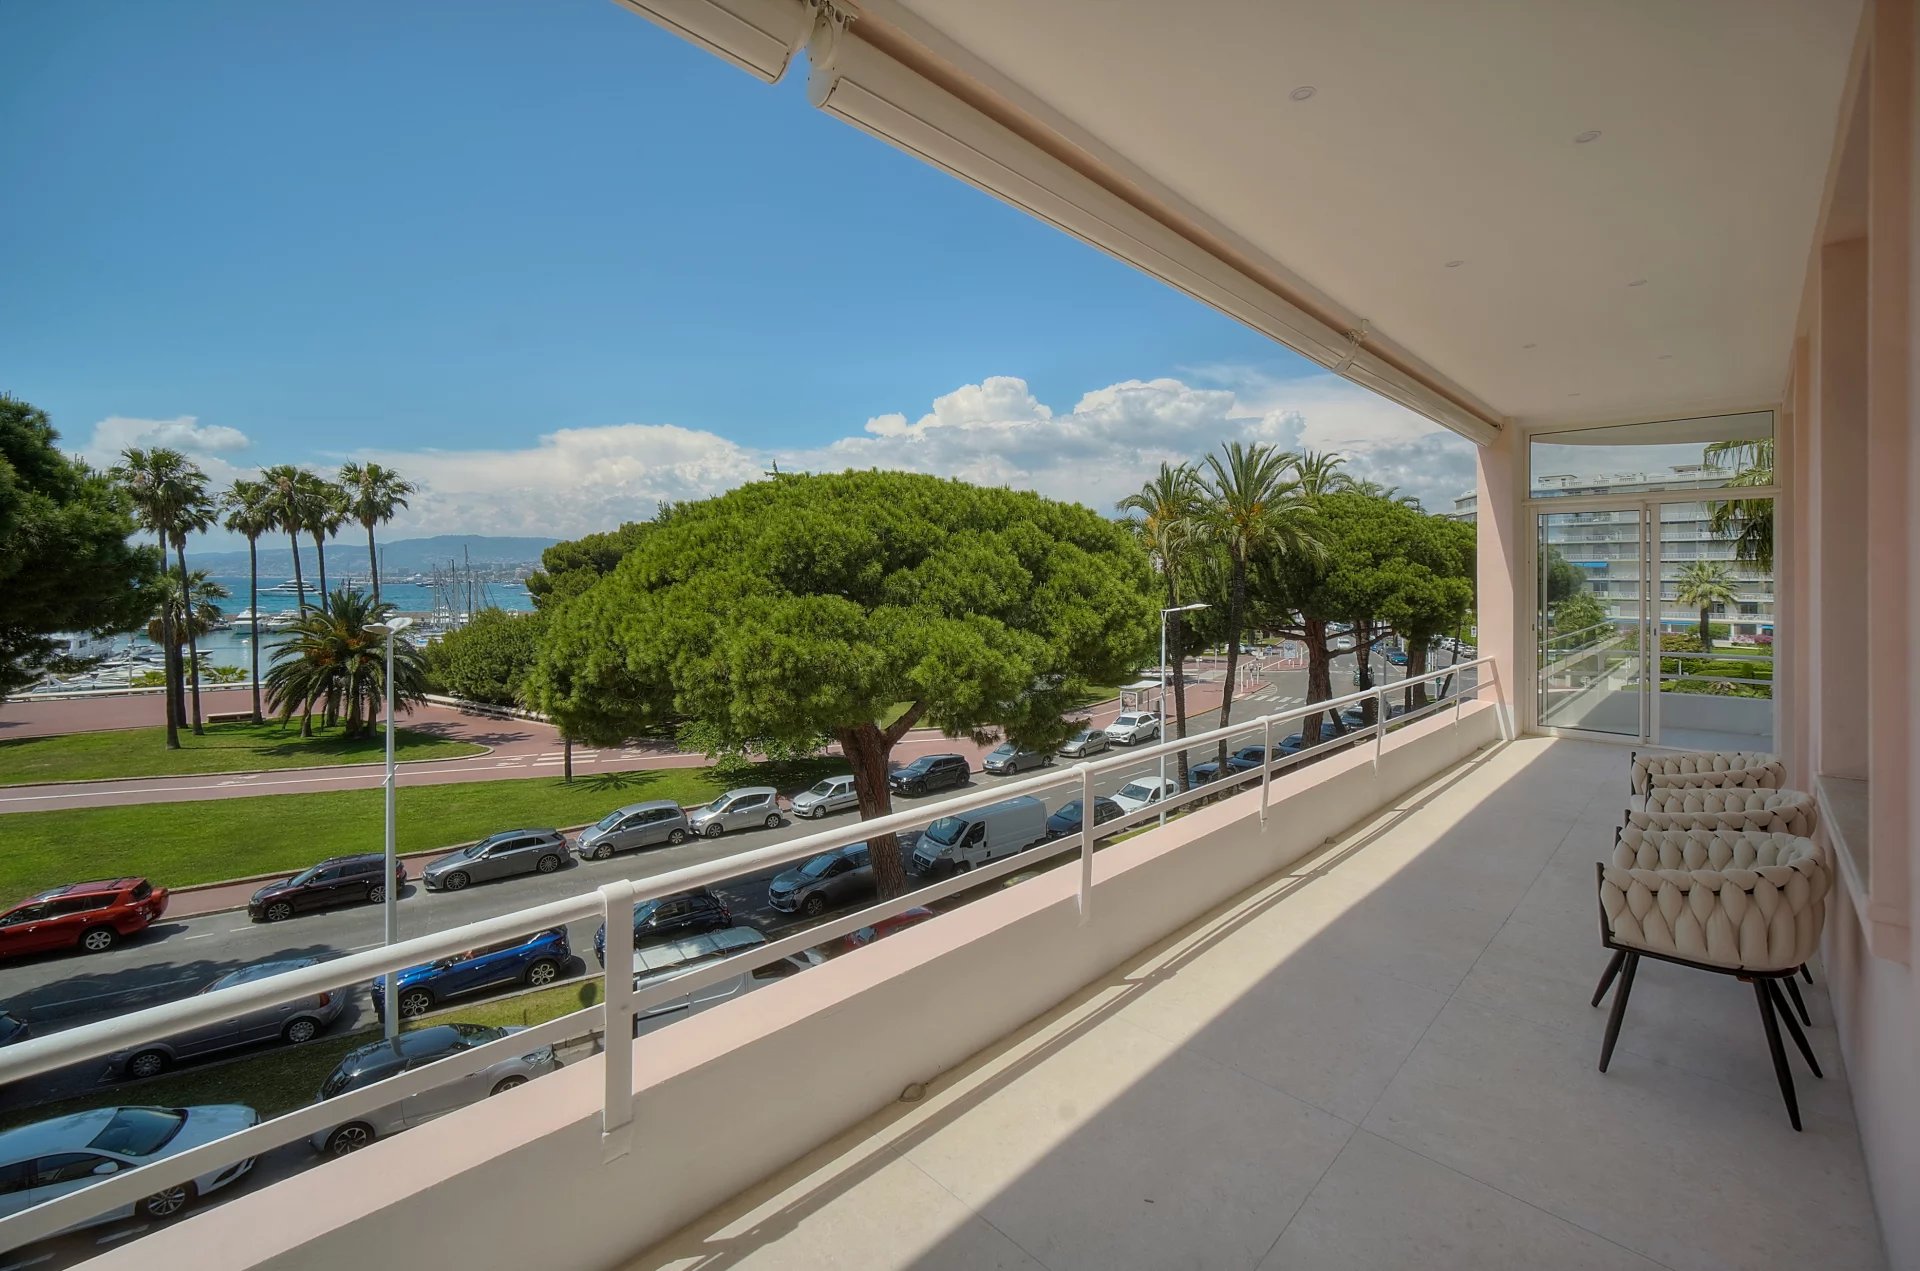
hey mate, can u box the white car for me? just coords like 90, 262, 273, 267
0, 1105, 260, 1230
791, 775, 858, 819
1110, 777, 1178, 814
1105, 711, 1161, 745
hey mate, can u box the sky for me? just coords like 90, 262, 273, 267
0, 0, 1477, 548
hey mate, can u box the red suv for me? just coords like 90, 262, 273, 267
0, 879, 170, 958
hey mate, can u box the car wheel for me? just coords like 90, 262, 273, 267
138, 1182, 195, 1221
398, 989, 433, 1019
283, 1017, 320, 1045
955, 861, 973, 873
442, 871, 470, 892
79, 925, 117, 953
368, 883, 387, 904
536, 854, 561, 874
704, 822, 724, 839
667, 829, 687, 846
764, 812, 781, 829
593, 843, 614, 860
802, 893, 829, 918
324, 1123, 375, 1157
126, 1048, 169, 1080
490, 1075, 528, 1096
525, 958, 560, 987
264, 901, 294, 923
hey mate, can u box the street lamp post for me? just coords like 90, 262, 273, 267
364, 615, 414, 1039
1159, 603, 1209, 826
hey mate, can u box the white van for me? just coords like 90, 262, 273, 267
907, 796, 1050, 877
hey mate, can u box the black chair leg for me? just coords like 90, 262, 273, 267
1801, 963, 1814, 985
1753, 979, 1803, 1130
1590, 950, 1626, 1008
1598, 953, 1638, 1072
1768, 981, 1823, 1078
1781, 974, 1812, 1027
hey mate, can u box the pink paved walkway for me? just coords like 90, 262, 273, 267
0, 672, 1241, 816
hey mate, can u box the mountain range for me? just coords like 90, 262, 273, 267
188, 534, 559, 576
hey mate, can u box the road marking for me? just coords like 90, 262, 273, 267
182, 932, 218, 940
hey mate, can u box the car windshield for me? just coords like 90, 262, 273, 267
595, 811, 625, 831
799, 853, 841, 879
1073, 729, 1094, 742
900, 758, 932, 775
287, 865, 321, 886
88, 1108, 185, 1157
1118, 783, 1153, 801
203, 961, 302, 993
704, 795, 730, 812
1056, 800, 1083, 821
923, 816, 966, 846
987, 744, 1013, 758
806, 781, 835, 796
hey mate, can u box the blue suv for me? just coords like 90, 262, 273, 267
373, 928, 571, 1021
1190, 745, 1267, 784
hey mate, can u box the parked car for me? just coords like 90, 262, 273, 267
1105, 711, 1162, 745
309, 1024, 557, 1157
422, 830, 568, 891
0, 1011, 28, 1048
0, 1104, 260, 1228
1044, 796, 1123, 840
687, 786, 781, 838
574, 800, 690, 859
908, 796, 1050, 877
0, 879, 169, 960
1277, 732, 1308, 756
888, 753, 970, 797
790, 775, 859, 819
834, 907, 937, 953
108, 958, 346, 1080
373, 928, 572, 1021
593, 888, 732, 967
982, 742, 1051, 775
1339, 703, 1409, 731
248, 855, 404, 924
631, 927, 772, 1037
1385, 648, 1409, 666
768, 843, 874, 917
1057, 727, 1111, 758
1225, 745, 1269, 774
1189, 756, 1226, 784
1111, 776, 1179, 813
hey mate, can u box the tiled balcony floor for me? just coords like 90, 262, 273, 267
630, 737, 1885, 1271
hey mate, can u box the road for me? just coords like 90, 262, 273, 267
0, 648, 1466, 1269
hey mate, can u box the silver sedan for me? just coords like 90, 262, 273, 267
309, 1023, 560, 1157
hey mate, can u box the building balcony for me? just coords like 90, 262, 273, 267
60, 701, 1886, 1271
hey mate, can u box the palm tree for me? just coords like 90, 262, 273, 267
113, 448, 197, 748
223, 479, 275, 722
301, 474, 349, 597
1196, 442, 1319, 765
266, 589, 427, 738
169, 476, 218, 734
145, 572, 229, 710
261, 465, 312, 614
1348, 477, 1423, 510
339, 462, 415, 603
1119, 463, 1203, 789
1674, 560, 1739, 652
1704, 438, 1775, 571
1293, 449, 1351, 500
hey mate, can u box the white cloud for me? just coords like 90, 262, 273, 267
82, 415, 252, 465
108, 369, 1484, 545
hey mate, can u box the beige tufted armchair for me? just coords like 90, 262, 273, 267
1624, 787, 1818, 837
1591, 825, 1829, 1129
1628, 750, 1785, 796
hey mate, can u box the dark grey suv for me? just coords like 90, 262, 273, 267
767, 843, 874, 917
889, 753, 969, 797
422, 830, 568, 891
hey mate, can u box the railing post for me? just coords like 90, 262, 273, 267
1373, 684, 1385, 770
1259, 714, 1273, 828
599, 878, 638, 1160
1455, 669, 1465, 729
1077, 762, 1095, 925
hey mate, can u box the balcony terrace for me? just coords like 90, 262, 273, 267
623, 737, 1881, 1271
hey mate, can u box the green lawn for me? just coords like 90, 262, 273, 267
0, 980, 609, 1133
0, 761, 844, 901
0, 720, 486, 787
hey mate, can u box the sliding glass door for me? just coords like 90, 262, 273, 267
1536, 507, 1649, 737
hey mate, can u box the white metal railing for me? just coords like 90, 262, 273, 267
0, 656, 1497, 1249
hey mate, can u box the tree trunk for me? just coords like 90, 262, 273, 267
313, 532, 329, 599
248, 537, 262, 723
366, 522, 381, 604
563, 735, 573, 783
1352, 620, 1376, 726
288, 530, 307, 615
1216, 555, 1247, 766
1303, 617, 1334, 744
1405, 641, 1430, 710
1169, 605, 1192, 791
158, 532, 180, 749
837, 721, 909, 899
1699, 606, 1713, 652
176, 543, 204, 734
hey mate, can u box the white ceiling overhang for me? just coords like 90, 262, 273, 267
613, 0, 1862, 444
